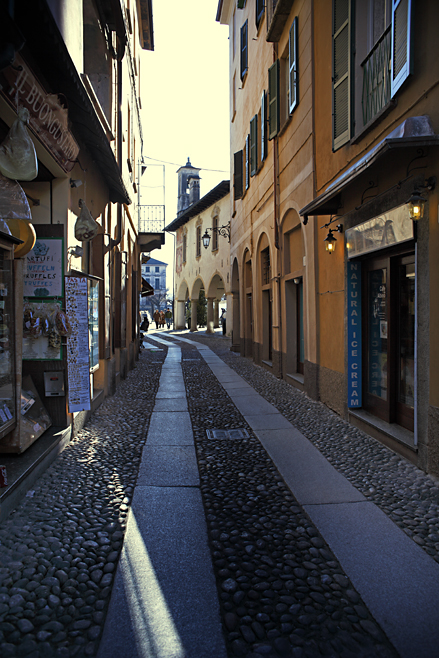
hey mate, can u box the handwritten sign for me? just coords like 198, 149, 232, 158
65, 276, 91, 413
24, 238, 63, 298
347, 261, 362, 408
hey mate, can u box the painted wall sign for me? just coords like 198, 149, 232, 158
1, 55, 79, 172
347, 261, 362, 408
24, 238, 64, 298
65, 276, 91, 413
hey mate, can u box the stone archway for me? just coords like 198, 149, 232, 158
243, 249, 253, 357
206, 273, 226, 333
176, 281, 189, 329
189, 277, 205, 332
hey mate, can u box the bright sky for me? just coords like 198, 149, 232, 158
139, 0, 230, 270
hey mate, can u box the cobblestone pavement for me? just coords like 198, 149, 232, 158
187, 333, 439, 568
0, 333, 435, 657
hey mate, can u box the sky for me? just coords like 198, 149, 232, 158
139, 0, 230, 269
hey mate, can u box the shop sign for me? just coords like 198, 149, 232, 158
24, 238, 64, 298
1, 54, 79, 172
346, 204, 413, 259
65, 276, 91, 413
347, 261, 362, 408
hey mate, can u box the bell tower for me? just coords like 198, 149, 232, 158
177, 158, 201, 216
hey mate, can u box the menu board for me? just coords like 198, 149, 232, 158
65, 276, 91, 412
24, 238, 64, 298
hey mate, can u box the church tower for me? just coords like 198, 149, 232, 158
177, 158, 201, 216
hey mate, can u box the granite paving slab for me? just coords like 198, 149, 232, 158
147, 411, 193, 444
137, 445, 199, 487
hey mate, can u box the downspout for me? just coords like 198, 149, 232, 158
273, 43, 282, 378
109, 54, 124, 252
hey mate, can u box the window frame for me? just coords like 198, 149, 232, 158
332, 0, 352, 151
390, 0, 412, 97
256, 0, 265, 28
268, 59, 280, 139
196, 225, 202, 258
245, 134, 250, 191
240, 19, 248, 81
289, 16, 299, 115
234, 150, 243, 200
261, 90, 267, 163
250, 114, 258, 177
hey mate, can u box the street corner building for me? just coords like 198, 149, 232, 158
216, 0, 439, 477
0, 0, 160, 463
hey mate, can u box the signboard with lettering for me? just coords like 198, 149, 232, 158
24, 238, 64, 298
65, 276, 91, 413
1, 55, 79, 172
347, 261, 362, 408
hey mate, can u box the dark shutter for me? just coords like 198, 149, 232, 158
234, 150, 243, 200
289, 16, 298, 114
245, 134, 250, 190
237, 0, 246, 8
261, 90, 267, 162
250, 115, 258, 176
268, 60, 280, 139
240, 20, 248, 80
332, 0, 351, 150
391, 0, 412, 97
256, 0, 264, 27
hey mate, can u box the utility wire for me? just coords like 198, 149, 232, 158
143, 155, 228, 173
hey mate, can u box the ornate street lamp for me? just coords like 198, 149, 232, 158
202, 222, 231, 248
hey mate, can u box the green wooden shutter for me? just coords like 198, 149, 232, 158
332, 0, 351, 150
268, 60, 279, 140
391, 0, 412, 97
261, 90, 267, 162
250, 115, 258, 176
234, 150, 243, 200
289, 16, 298, 114
245, 134, 250, 190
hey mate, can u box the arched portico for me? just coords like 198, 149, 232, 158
206, 273, 226, 333
190, 277, 205, 332
176, 281, 190, 329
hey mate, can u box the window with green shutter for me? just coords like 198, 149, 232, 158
332, 0, 351, 150
234, 150, 243, 200
241, 20, 248, 80
261, 90, 267, 162
250, 115, 258, 176
391, 0, 412, 97
268, 60, 280, 139
245, 134, 250, 190
289, 17, 298, 115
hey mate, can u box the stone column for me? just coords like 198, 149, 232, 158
175, 300, 185, 329
190, 299, 198, 332
231, 292, 240, 350
214, 300, 220, 328
206, 297, 215, 333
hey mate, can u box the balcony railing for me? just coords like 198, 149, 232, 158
138, 205, 165, 234
361, 26, 391, 127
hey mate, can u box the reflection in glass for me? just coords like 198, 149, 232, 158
398, 262, 415, 407
368, 268, 387, 400
0, 248, 15, 433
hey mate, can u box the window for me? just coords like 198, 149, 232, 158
289, 17, 298, 114
183, 233, 187, 263
332, 0, 352, 150
250, 115, 258, 176
232, 72, 236, 120
145, 266, 150, 272
155, 266, 160, 272
196, 226, 202, 258
237, 0, 246, 8
268, 60, 280, 139
155, 278, 160, 289
390, 0, 412, 97
256, 0, 265, 28
245, 134, 250, 191
240, 20, 248, 80
234, 150, 243, 199
212, 215, 219, 251
261, 90, 267, 162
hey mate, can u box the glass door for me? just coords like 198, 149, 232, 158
396, 256, 415, 430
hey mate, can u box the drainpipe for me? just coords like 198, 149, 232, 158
272, 44, 282, 378
108, 58, 123, 251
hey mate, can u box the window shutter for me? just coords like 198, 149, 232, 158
245, 134, 250, 190
268, 60, 279, 140
391, 0, 412, 97
250, 115, 258, 176
240, 20, 248, 80
256, 0, 264, 27
234, 150, 243, 200
332, 0, 351, 150
261, 90, 267, 162
289, 17, 298, 114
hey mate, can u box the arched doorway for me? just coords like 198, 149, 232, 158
282, 209, 305, 378
231, 258, 240, 351
243, 249, 253, 357
258, 233, 272, 363
176, 281, 189, 329
206, 273, 226, 334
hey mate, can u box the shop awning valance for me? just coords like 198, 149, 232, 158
300, 116, 439, 221
141, 277, 154, 297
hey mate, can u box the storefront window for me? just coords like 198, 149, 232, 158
0, 246, 16, 438
88, 279, 99, 371
367, 267, 388, 401
398, 259, 415, 409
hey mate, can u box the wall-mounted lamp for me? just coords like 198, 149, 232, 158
324, 224, 343, 254
406, 177, 436, 221
70, 178, 83, 189
202, 222, 231, 248
293, 277, 302, 285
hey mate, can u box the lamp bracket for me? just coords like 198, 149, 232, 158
205, 222, 231, 243
406, 148, 427, 178
355, 180, 378, 210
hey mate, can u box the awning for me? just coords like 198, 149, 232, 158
141, 277, 154, 297
299, 116, 439, 221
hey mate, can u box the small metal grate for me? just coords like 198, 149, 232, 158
206, 429, 250, 440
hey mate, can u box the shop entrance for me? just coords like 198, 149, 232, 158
362, 252, 415, 431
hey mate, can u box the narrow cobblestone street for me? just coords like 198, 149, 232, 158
0, 332, 438, 658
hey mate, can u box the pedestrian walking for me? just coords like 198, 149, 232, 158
221, 308, 227, 335
165, 308, 172, 329
140, 316, 149, 332
153, 309, 160, 328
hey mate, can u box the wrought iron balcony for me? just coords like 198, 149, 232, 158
138, 205, 165, 234
361, 26, 391, 127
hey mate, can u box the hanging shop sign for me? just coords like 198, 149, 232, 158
345, 204, 413, 259
65, 276, 91, 413
0, 55, 79, 172
24, 237, 64, 298
347, 261, 362, 408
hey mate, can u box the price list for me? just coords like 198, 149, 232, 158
65, 276, 91, 412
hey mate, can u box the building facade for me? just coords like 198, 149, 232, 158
140, 257, 168, 312
218, 0, 439, 476
0, 0, 154, 453
165, 177, 231, 334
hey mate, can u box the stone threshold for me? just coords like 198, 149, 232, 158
349, 408, 417, 464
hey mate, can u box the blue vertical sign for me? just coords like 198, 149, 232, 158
347, 261, 362, 407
